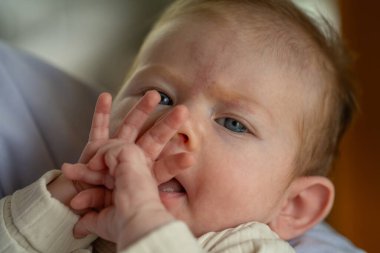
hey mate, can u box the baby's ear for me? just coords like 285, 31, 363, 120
268, 176, 334, 240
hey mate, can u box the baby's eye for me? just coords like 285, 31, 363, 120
215, 118, 248, 133
158, 91, 173, 106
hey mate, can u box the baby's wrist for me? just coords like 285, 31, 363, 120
47, 174, 79, 209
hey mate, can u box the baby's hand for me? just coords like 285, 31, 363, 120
65, 91, 193, 248
62, 90, 155, 193
63, 90, 193, 202
71, 144, 174, 250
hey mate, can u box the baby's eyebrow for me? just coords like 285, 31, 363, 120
209, 85, 273, 122
134, 65, 187, 88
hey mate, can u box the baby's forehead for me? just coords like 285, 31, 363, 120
172, 4, 325, 74
216, 7, 332, 92
139, 2, 332, 102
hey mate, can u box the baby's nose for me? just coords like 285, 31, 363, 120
166, 132, 190, 152
176, 133, 189, 144
159, 130, 194, 160
175, 120, 201, 152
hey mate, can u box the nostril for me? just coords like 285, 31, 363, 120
178, 133, 189, 143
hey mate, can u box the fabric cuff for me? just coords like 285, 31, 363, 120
10, 170, 96, 252
123, 221, 202, 253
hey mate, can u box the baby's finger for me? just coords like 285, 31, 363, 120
115, 90, 161, 142
153, 153, 195, 184
73, 211, 99, 238
89, 92, 112, 142
137, 105, 188, 160
87, 140, 125, 172
71, 188, 113, 210
61, 163, 112, 187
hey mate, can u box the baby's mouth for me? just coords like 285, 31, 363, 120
158, 178, 186, 193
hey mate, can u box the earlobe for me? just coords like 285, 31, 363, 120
269, 176, 335, 240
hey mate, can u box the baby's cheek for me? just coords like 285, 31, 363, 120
137, 106, 173, 136
110, 98, 139, 135
109, 115, 124, 136
109, 119, 121, 136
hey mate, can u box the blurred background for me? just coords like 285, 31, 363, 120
0, 0, 339, 93
0, 1, 378, 252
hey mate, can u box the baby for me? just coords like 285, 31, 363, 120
0, 0, 356, 252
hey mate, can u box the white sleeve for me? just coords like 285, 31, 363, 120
120, 221, 295, 253
0, 170, 96, 253
120, 221, 205, 253
198, 221, 295, 253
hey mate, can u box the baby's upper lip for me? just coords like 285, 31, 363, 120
158, 178, 186, 193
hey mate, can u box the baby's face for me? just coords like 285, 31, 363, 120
112, 16, 310, 236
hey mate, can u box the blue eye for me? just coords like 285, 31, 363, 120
216, 118, 248, 133
158, 91, 173, 106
